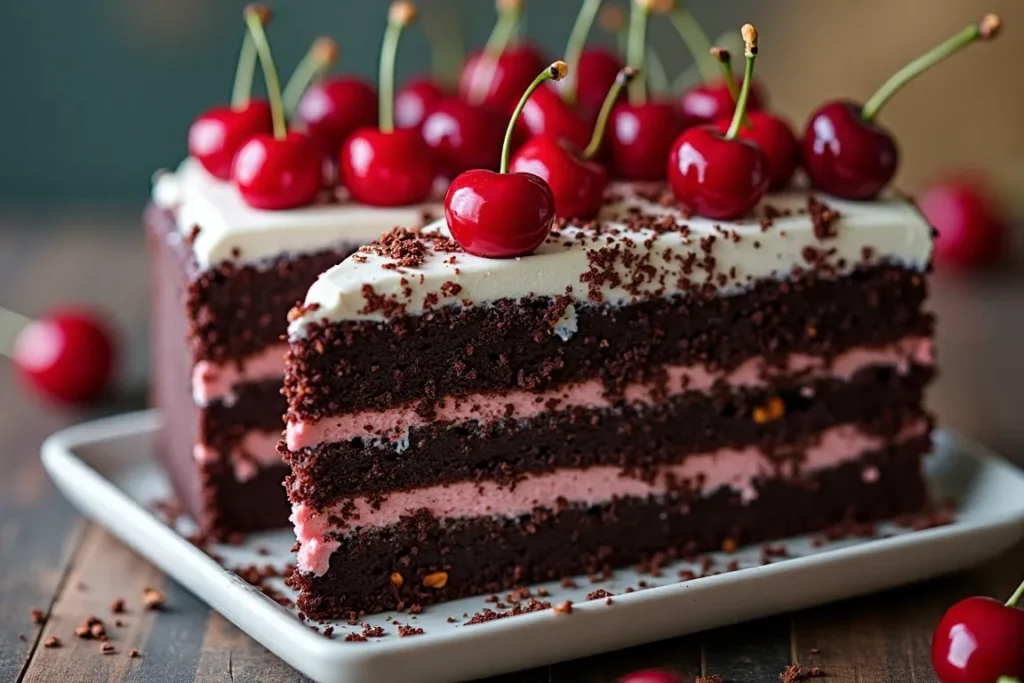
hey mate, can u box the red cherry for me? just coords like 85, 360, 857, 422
421, 98, 507, 178
13, 308, 117, 404
607, 100, 683, 182
232, 132, 324, 210
446, 169, 555, 258
668, 125, 769, 219
459, 45, 547, 114
803, 15, 1001, 200
517, 84, 592, 151
509, 66, 636, 219
445, 62, 567, 258
922, 178, 1006, 271
509, 136, 606, 220
395, 77, 447, 130
574, 48, 624, 114
340, 128, 435, 206
802, 100, 898, 200
618, 670, 685, 683
295, 77, 379, 156
679, 78, 765, 127
931, 595, 1024, 682
188, 102, 273, 180
714, 110, 799, 190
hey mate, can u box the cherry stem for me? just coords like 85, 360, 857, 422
244, 7, 286, 139
645, 45, 669, 94
231, 5, 270, 109
423, 1, 464, 86
1006, 577, 1024, 608
861, 14, 1001, 123
282, 38, 338, 118
380, 3, 417, 134
712, 47, 750, 128
584, 67, 637, 159
469, 0, 522, 105
669, 7, 719, 84
501, 61, 568, 173
0, 307, 30, 359
725, 24, 756, 140
626, 0, 649, 105
563, 0, 604, 104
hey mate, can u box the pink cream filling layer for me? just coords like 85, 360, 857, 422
291, 420, 928, 576
286, 338, 934, 451
192, 343, 289, 405
193, 430, 283, 483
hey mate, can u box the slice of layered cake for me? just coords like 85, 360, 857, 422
282, 185, 935, 619
147, 161, 440, 536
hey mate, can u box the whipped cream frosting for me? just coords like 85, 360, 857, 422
289, 183, 934, 337
151, 158, 444, 269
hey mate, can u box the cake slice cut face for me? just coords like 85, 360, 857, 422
282, 186, 935, 619
147, 158, 442, 536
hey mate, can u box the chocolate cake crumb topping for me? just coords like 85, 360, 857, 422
397, 624, 424, 637
780, 664, 825, 681
808, 196, 840, 240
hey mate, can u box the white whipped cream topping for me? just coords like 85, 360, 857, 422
289, 184, 933, 338
151, 158, 444, 270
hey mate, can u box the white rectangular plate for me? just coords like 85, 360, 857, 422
42, 410, 1024, 683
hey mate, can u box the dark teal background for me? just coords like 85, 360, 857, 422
0, 0, 754, 206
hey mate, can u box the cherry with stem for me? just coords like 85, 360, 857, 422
282, 37, 339, 118
340, 2, 436, 206
1, 306, 117, 405
231, 6, 324, 210
607, 0, 682, 181
931, 576, 1024, 682
445, 62, 565, 258
511, 67, 637, 219
710, 47, 798, 190
923, 176, 1007, 271
803, 14, 1001, 200
668, 24, 769, 220
561, 0, 623, 114
188, 5, 274, 180
669, 2, 765, 127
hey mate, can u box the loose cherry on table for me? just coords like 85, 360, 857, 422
395, 77, 448, 130
607, 0, 683, 181
922, 176, 1007, 271
511, 67, 637, 220
231, 8, 324, 210
458, 0, 546, 114
668, 24, 769, 220
931, 577, 1024, 682
187, 5, 274, 180
803, 14, 1001, 200
445, 62, 564, 258
421, 97, 508, 178
709, 47, 798, 190
618, 670, 685, 683
664, 2, 766, 126
340, 2, 436, 206
5, 307, 117, 405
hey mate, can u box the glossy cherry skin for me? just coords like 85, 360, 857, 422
188, 101, 273, 180
232, 132, 325, 210
458, 45, 547, 114
714, 111, 800, 190
445, 169, 555, 257
13, 308, 117, 404
668, 125, 770, 220
573, 47, 625, 114
922, 178, 1007, 271
421, 98, 507, 178
803, 100, 899, 200
931, 596, 1024, 682
340, 128, 436, 206
678, 78, 765, 127
395, 77, 448, 130
608, 101, 684, 181
517, 84, 593, 151
618, 670, 685, 683
294, 77, 379, 155
509, 136, 607, 220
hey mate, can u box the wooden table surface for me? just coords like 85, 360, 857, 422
1, 215, 1022, 683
